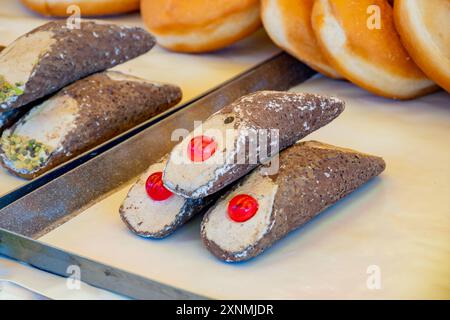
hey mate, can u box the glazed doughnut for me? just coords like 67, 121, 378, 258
261, 0, 340, 78
140, 0, 262, 53
20, 0, 139, 17
311, 0, 437, 100
394, 0, 450, 93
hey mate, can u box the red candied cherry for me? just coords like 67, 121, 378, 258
145, 172, 173, 201
227, 194, 259, 222
188, 135, 217, 162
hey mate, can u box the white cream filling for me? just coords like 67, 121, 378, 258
163, 113, 242, 198
12, 95, 79, 151
204, 172, 278, 254
0, 31, 56, 90
121, 161, 186, 235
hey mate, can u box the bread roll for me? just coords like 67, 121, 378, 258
201, 141, 386, 262
261, 0, 340, 78
20, 0, 139, 17
140, 0, 262, 53
394, 0, 450, 93
311, 0, 437, 99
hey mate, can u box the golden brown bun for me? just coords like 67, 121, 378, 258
140, 0, 262, 53
261, 0, 340, 78
20, 0, 139, 17
312, 0, 438, 100
394, 0, 450, 93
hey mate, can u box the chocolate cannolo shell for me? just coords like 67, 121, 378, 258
0, 108, 28, 134
0, 71, 182, 179
120, 156, 218, 239
163, 91, 345, 199
0, 20, 155, 111
201, 141, 386, 262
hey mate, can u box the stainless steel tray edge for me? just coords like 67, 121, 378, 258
0, 229, 207, 299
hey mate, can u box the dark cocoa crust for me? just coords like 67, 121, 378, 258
0, 20, 155, 111
201, 141, 386, 262
0, 72, 182, 179
172, 91, 345, 197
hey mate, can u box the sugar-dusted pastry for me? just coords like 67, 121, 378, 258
141, 0, 261, 53
201, 141, 386, 262
120, 156, 217, 238
0, 71, 182, 179
394, 0, 450, 93
311, 0, 437, 99
163, 91, 345, 199
0, 20, 155, 112
261, 0, 340, 78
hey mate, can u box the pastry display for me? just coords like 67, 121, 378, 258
0, 20, 155, 112
0, 71, 182, 179
261, 0, 340, 78
163, 91, 345, 199
311, 0, 437, 100
120, 156, 218, 238
140, 0, 262, 53
201, 141, 386, 262
394, 0, 450, 93
20, 0, 140, 17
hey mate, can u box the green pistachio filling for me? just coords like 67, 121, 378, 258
0, 75, 24, 103
1, 134, 52, 172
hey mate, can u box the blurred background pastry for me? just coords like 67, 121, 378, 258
140, 0, 262, 53
394, 0, 450, 93
261, 0, 340, 78
20, 0, 140, 17
311, 0, 437, 100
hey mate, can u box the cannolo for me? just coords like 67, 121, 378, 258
120, 156, 218, 238
0, 20, 155, 112
201, 141, 386, 262
163, 91, 345, 199
0, 71, 182, 179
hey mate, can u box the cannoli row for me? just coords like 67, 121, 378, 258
120, 156, 218, 238
0, 20, 155, 112
201, 141, 386, 262
0, 71, 182, 179
163, 91, 345, 199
